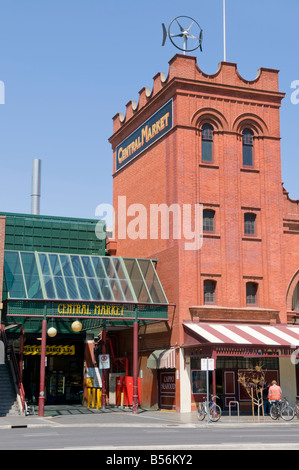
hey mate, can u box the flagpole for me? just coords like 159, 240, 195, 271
223, 0, 226, 61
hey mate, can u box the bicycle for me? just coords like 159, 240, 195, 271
269, 397, 294, 421
197, 395, 222, 422
294, 400, 299, 419
24, 400, 35, 416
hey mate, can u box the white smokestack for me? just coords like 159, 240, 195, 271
31, 158, 41, 215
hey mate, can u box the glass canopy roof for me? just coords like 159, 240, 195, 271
3, 251, 168, 305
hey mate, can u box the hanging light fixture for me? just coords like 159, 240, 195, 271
47, 326, 57, 337
47, 318, 57, 337
71, 320, 82, 333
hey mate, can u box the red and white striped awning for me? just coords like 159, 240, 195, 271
183, 322, 299, 347
147, 348, 176, 369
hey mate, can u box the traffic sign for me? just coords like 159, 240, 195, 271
99, 354, 110, 369
201, 358, 215, 371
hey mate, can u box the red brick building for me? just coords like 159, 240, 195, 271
109, 54, 299, 412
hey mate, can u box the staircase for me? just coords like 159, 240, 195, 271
0, 363, 21, 416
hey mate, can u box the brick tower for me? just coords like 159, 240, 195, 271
109, 54, 299, 411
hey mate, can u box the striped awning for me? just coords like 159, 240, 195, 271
147, 348, 176, 369
183, 322, 299, 347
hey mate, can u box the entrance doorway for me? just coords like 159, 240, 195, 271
23, 340, 84, 405
158, 370, 176, 410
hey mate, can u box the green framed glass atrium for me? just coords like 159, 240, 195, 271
4, 251, 168, 304
2, 251, 169, 332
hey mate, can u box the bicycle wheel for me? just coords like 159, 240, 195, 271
270, 404, 279, 420
281, 404, 295, 421
197, 403, 206, 421
209, 404, 222, 422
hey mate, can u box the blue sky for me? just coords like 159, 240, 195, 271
0, 0, 298, 219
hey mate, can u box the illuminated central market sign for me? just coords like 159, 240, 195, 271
57, 303, 125, 317
116, 99, 173, 171
6, 300, 168, 321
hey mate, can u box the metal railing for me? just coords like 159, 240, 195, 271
0, 324, 25, 413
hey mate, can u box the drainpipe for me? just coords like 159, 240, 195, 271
212, 349, 217, 398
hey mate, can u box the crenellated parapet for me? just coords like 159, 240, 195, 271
282, 184, 299, 221
112, 72, 167, 134
111, 53, 283, 135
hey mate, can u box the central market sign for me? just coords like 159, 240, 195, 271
116, 99, 173, 171
6, 300, 168, 321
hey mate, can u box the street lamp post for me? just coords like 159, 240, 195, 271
101, 325, 107, 410
38, 307, 47, 417
132, 308, 139, 414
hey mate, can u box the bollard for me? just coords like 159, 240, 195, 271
88, 388, 102, 409
92, 388, 96, 408
97, 389, 102, 409
87, 388, 91, 408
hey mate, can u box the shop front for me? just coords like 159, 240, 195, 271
146, 348, 176, 410
183, 321, 299, 412
22, 339, 84, 405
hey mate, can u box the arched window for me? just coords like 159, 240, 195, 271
204, 280, 216, 304
244, 213, 256, 236
292, 282, 299, 311
203, 209, 215, 232
242, 128, 254, 166
246, 282, 258, 306
201, 123, 213, 163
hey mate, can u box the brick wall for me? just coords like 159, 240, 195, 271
110, 54, 297, 340
282, 189, 299, 318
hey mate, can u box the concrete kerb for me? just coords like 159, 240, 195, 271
0, 407, 299, 430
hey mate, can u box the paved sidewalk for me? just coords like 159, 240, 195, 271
0, 405, 298, 429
